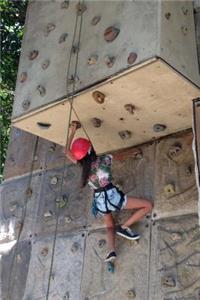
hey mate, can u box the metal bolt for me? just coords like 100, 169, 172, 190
19, 72, 27, 83
153, 124, 166, 132
104, 26, 120, 42
164, 184, 175, 197
91, 15, 101, 26
118, 130, 132, 140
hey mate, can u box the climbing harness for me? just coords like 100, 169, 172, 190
92, 183, 126, 217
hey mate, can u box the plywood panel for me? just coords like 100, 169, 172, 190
81, 224, 150, 300
153, 131, 198, 219
13, 59, 200, 154
149, 215, 200, 300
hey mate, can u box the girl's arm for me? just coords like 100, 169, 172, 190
64, 122, 78, 164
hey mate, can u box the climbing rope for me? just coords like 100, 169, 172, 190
7, 136, 39, 300
45, 1, 85, 298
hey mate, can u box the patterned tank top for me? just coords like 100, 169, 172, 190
88, 154, 113, 189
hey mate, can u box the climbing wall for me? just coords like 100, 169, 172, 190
1, 128, 199, 300
12, 0, 200, 154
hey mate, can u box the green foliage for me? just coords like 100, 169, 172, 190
0, 0, 28, 181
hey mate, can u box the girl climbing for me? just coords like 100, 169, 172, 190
65, 122, 153, 262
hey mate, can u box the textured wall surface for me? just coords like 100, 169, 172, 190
1, 128, 199, 300
12, 0, 199, 119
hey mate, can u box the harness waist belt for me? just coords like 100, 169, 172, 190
94, 183, 114, 193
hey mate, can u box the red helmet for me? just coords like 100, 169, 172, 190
71, 138, 92, 160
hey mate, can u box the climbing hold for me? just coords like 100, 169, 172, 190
171, 232, 182, 241
168, 143, 182, 157
44, 210, 53, 218
68, 75, 79, 85
44, 23, 56, 36
76, 3, 87, 15
164, 184, 175, 197
181, 25, 188, 36
19, 72, 27, 83
104, 26, 120, 42
185, 165, 192, 176
61, 0, 69, 9
91, 15, 101, 26
33, 155, 38, 161
9, 202, 18, 212
118, 130, 132, 140
98, 239, 106, 248
40, 247, 49, 256
50, 177, 58, 185
161, 275, 176, 287
107, 261, 115, 273
127, 289, 136, 298
91, 118, 102, 128
49, 144, 56, 152
88, 55, 98, 66
71, 242, 79, 253
16, 254, 22, 263
26, 187, 32, 198
124, 104, 135, 114
104, 55, 115, 68
181, 7, 188, 15
28, 50, 39, 60
22, 99, 31, 110
135, 152, 143, 159
64, 216, 72, 223
55, 195, 67, 208
71, 120, 81, 129
37, 85, 46, 97
165, 12, 171, 20
37, 122, 51, 129
127, 52, 137, 65
92, 91, 105, 104
153, 124, 166, 132
41, 59, 50, 70
59, 33, 68, 43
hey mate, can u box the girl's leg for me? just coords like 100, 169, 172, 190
122, 197, 153, 228
103, 213, 116, 252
